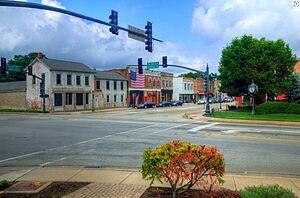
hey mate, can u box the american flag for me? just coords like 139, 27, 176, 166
130, 71, 145, 88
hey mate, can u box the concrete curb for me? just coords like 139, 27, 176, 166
50, 107, 131, 115
186, 113, 300, 126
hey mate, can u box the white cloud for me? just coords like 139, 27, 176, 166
192, 0, 300, 64
0, 0, 205, 73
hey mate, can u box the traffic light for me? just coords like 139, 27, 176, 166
138, 58, 143, 74
162, 56, 167, 68
28, 65, 32, 75
0, 57, 6, 75
109, 10, 118, 35
145, 21, 152, 53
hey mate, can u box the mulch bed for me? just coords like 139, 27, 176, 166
0, 182, 89, 198
140, 186, 242, 198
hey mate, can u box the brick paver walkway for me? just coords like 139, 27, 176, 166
63, 183, 148, 198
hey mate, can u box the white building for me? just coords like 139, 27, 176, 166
173, 77, 194, 103
26, 57, 95, 112
94, 71, 128, 108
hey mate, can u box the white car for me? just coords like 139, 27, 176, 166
197, 99, 205, 104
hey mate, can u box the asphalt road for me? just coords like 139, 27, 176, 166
0, 103, 299, 176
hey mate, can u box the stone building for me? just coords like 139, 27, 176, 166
0, 81, 26, 109
26, 57, 95, 112
94, 71, 128, 108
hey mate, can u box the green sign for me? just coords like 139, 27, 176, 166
7, 65, 22, 72
147, 62, 159, 69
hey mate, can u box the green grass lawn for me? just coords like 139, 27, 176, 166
211, 111, 300, 122
0, 109, 49, 113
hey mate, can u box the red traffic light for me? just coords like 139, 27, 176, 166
28, 66, 33, 75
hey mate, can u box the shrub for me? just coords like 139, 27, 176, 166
256, 102, 300, 114
239, 184, 296, 198
0, 180, 10, 190
141, 141, 225, 198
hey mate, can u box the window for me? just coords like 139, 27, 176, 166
148, 78, 152, 87
86, 93, 89, 104
152, 79, 155, 87
121, 82, 124, 90
96, 81, 100, 90
106, 81, 110, 90
32, 76, 36, 85
85, 76, 89, 86
66, 93, 72, 105
76, 75, 81, 86
184, 83, 187, 90
162, 80, 165, 87
121, 95, 124, 102
56, 74, 61, 85
76, 93, 83, 105
106, 95, 110, 103
114, 94, 117, 102
114, 81, 117, 90
54, 93, 62, 106
67, 75, 72, 85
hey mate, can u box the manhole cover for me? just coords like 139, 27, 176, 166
5, 181, 51, 193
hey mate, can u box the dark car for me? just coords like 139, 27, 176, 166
137, 102, 155, 109
156, 101, 171, 107
171, 100, 183, 106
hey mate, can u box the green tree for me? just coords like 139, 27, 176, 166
0, 52, 46, 82
219, 35, 297, 103
287, 73, 300, 103
178, 72, 204, 79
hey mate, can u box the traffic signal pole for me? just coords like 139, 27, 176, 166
0, 1, 163, 43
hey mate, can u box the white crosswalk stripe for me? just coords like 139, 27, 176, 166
188, 122, 219, 132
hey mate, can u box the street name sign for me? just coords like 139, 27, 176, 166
128, 25, 145, 42
147, 62, 159, 69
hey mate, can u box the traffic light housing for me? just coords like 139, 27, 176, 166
162, 56, 167, 68
138, 58, 143, 74
109, 10, 118, 35
204, 71, 209, 93
145, 21, 153, 53
28, 65, 33, 75
1, 57, 6, 75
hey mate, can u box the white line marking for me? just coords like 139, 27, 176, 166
0, 124, 160, 163
139, 123, 190, 137
188, 123, 219, 132
223, 129, 238, 134
40, 156, 73, 167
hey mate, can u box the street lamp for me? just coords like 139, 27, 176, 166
248, 81, 258, 115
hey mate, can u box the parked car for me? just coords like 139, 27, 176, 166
137, 102, 155, 109
156, 101, 171, 107
171, 100, 183, 106
223, 97, 234, 102
197, 98, 205, 104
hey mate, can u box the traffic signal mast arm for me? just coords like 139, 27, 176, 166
0, 0, 163, 43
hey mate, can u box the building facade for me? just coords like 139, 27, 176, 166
161, 72, 173, 102
94, 71, 128, 108
108, 67, 163, 106
26, 57, 95, 112
0, 81, 26, 110
173, 77, 194, 103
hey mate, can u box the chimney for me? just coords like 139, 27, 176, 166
37, 52, 43, 59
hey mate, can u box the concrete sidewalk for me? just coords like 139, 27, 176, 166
0, 167, 299, 197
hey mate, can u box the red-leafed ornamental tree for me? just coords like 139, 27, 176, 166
141, 141, 225, 198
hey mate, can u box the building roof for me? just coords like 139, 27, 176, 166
95, 71, 128, 81
0, 81, 26, 92
39, 58, 95, 73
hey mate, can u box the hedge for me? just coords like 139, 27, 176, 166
256, 102, 300, 114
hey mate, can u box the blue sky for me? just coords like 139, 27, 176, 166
0, 0, 300, 74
